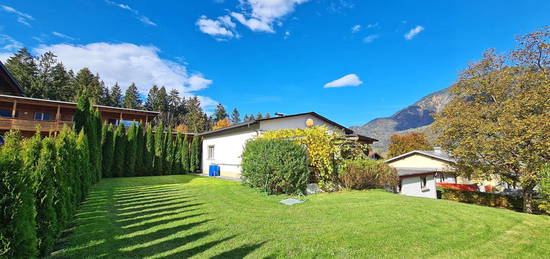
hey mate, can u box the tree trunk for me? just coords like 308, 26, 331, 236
522, 186, 535, 213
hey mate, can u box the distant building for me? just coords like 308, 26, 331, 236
198, 112, 377, 179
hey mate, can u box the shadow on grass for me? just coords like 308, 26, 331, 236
50, 178, 265, 258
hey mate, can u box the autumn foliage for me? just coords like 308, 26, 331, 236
212, 118, 232, 130
387, 133, 431, 158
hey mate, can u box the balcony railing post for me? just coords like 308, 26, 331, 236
11, 100, 16, 118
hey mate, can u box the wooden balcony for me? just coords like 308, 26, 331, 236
0, 117, 73, 133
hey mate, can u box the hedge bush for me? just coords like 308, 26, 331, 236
190, 135, 200, 173
241, 139, 309, 195
181, 134, 190, 173
101, 124, 114, 178
438, 187, 524, 211
154, 123, 165, 174
125, 123, 138, 177
112, 123, 126, 177
144, 125, 155, 175
337, 159, 399, 190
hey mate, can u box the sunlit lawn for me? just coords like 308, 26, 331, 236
50, 175, 550, 258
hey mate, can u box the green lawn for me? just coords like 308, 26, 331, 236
50, 175, 550, 258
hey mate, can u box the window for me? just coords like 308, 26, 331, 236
0, 109, 11, 118
34, 112, 52, 121
420, 176, 429, 191
207, 145, 215, 160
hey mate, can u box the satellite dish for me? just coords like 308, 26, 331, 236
306, 118, 314, 127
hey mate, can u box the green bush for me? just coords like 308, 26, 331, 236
181, 134, 190, 173
144, 125, 154, 175
538, 164, 550, 214
55, 128, 77, 224
337, 159, 399, 190
0, 131, 38, 258
190, 136, 200, 173
438, 187, 524, 211
165, 128, 174, 174
125, 123, 138, 177
112, 123, 126, 177
241, 139, 309, 195
76, 130, 91, 202
32, 136, 58, 255
101, 124, 114, 178
154, 123, 165, 175
135, 124, 145, 176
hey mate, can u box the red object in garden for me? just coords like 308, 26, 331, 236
436, 183, 478, 192
485, 185, 493, 193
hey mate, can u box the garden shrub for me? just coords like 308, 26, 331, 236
76, 130, 91, 201
536, 164, 550, 214
135, 124, 145, 176
438, 187, 524, 211
125, 123, 138, 177
0, 131, 38, 258
145, 125, 154, 175
241, 139, 309, 195
181, 134, 190, 173
101, 123, 114, 178
154, 123, 165, 174
165, 128, 174, 174
190, 136, 201, 173
112, 123, 126, 177
55, 128, 78, 224
338, 159, 399, 190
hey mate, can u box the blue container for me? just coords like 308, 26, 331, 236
209, 165, 220, 176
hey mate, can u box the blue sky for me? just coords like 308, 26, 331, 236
0, 0, 548, 126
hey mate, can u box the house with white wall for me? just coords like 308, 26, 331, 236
198, 112, 377, 178
385, 148, 457, 199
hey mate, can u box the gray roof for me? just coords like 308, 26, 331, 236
385, 149, 457, 164
394, 167, 453, 177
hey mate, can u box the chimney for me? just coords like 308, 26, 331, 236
433, 146, 442, 154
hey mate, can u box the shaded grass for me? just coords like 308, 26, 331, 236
50, 175, 550, 258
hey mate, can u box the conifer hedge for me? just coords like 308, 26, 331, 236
101, 124, 114, 178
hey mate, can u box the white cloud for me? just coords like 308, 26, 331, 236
284, 30, 291, 39
324, 74, 363, 88
366, 22, 378, 29
105, 0, 156, 26
52, 31, 76, 41
0, 34, 23, 51
196, 15, 237, 39
351, 24, 361, 33
0, 52, 14, 63
363, 34, 379, 43
230, 0, 309, 33
1, 5, 33, 26
34, 42, 215, 109
404, 25, 424, 40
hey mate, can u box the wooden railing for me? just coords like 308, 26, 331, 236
0, 117, 73, 132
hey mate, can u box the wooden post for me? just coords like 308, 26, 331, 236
11, 100, 17, 118
56, 105, 61, 121
119, 112, 123, 126
145, 115, 149, 125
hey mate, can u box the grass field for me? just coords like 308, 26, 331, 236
50, 175, 550, 258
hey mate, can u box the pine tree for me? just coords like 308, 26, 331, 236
71, 68, 104, 103
214, 103, 228, 122
112, 123, 126, 177
0, 131, 38, 258
231, 108, 241, 124
125, 123, 138, 176
243, 114, 249, 121
145, 85, 159, 111
110, 83, 123, 107
181, 134, 190, 173
190, 136, 200, 173
185, 96, 206, 133
249, 114, 255, 121
4, 48, 38, 96
123, 83, 142, 109
101, 123, 115, 178
256, 113, 263, 119
154, 122, 165, 174
145, 125, 155, 175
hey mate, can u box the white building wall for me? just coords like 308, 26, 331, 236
201, 129, 258, 178
400, 175, 437, 199
259, 115, 343, 134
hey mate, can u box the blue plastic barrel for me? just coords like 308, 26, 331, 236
214, 165, 220, 176
208, 165, 216, 176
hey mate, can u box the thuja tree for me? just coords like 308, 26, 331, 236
181, 134, 190, 173
433, 28, 550, 213
101, 123, 115, 178
174, 133, 182, 174
90, 108, 102, 183
112, 123, 126, 177
125, 123, 138, 177
144, 125, 155, 175
165, 127, 174, 174
0, 131, 38, 258
56, 128, 79, 219
135, 124, 145, 176
190, 136, 200, 173
76, 130, 91, 200
31, 136, 58, 255
154, 122, 165, 174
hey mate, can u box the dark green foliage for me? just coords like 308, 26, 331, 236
135, 124, 145, 176
181, 135, 190, 173
74, 92, 91, 134
125, 123, 138, 177
190, 136, 201, 173
31, 136, 58, 255
437, 187, 526, 212
123, 83, 142, 109
174, 133, 182, 174
101, 124, 115, 178
144, 125, 155, 176
76, 130, 91, 201
165, 128, 174, 174
154, 123, 165, 175
337, 159, 399, 190
55, 128, 79, 220
0, 131, 38, 258
90, 108, 102, 183
241, 139, 309, 195
112, 123, 126, 177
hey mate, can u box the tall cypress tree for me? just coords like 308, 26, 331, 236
92, 108, 103, 182
174, 133, 182, 174
144, 125, 154, 176
125, 123, 138, 177
135, 123, 145, 176
190, 136, 200, 173
165, 128, 174, 174
101, 123, 115, 178
76, 130, 90, 200
181, 134, 190, 173
154, 123, 165, 175
112, 123, 126, 177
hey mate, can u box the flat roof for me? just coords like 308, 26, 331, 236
0, 94, 160, 115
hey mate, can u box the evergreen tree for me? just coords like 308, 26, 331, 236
249, 114, 255, 121
0, 131, 38, 258
167, 89, 182, 126
89, 108, 102, 183
34, 52, 72, 101
174, 133, 182, 174
74, 92, 91, 134
145, 85, 159, 111
190, 136, 200, 173
55, 128, 78, 218
154, 123, 165, 174
125, 123, 138, 176
71, 68, 104, 102
265, 113, 271, 119
154, 86, 169, 112
185, 96, 206, 133
4, 48, 38, 96
144, 125, 155, 175
214, 103, 228, 122
112, 123, 126, 177
231, 108, 241, 124
123, 83, 142, 109
256, 113, 263, 119
181, 134, 190, 173
76, 130, 91, 200
243, 114, 249, 121
165, 128, 174, 174
101, 123, 115, 178
135, 123, 145, 176
110, 83, 123, 107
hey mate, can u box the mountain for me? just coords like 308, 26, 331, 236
351, 88, 452, 155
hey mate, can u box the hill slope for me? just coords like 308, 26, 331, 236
351, 88, 452, 154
